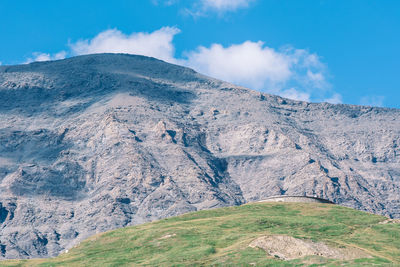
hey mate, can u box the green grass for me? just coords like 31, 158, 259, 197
2, 202, 399, 266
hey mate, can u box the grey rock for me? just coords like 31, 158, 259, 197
0, 53, 399, 259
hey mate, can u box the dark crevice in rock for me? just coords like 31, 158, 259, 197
0, 203, 9, 224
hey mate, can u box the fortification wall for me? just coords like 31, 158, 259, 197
259, 196, 334, 204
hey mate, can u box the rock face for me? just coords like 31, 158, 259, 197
0, 53, 399, 259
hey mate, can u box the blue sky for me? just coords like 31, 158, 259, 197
0, 0, 399, 108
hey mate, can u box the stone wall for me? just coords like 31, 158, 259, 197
259, 196, 334, 204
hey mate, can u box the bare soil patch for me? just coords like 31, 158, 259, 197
249, 235, 371, 261
379, 219, 400, 224
159, 233, 176, 239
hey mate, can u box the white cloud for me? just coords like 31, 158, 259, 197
323, 93, 343, 104
69, 27, 180, 63
180, 0, 255, 17
201, 0, 254, 11
182, 41, 337, 102
307, 70, 325, 88
360, 95, 384, 107
25, 51, 67, 64
183, 41, 291, 89
280, 88, 310, 102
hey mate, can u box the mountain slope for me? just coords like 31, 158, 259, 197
2, 202, 400, 266
0, 54, 399, 259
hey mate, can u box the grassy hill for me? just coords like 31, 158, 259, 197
2, 202, 400, 266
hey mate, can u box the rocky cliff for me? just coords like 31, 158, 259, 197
0, 54, 399, 259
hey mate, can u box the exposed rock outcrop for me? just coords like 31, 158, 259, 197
249, 235, 371, 261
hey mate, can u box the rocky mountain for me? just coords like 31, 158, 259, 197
0, 53, 399, 259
